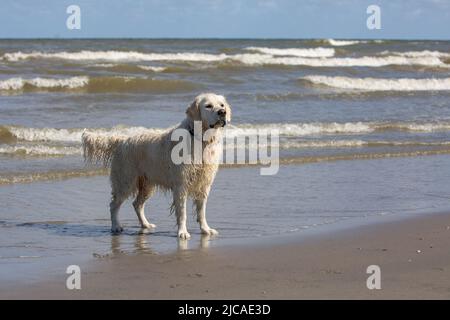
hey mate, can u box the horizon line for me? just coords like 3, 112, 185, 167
0, 37, 449, 41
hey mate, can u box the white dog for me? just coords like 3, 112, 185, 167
82, 93, 231, 239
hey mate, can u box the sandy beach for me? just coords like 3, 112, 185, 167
2, 211, 449, 300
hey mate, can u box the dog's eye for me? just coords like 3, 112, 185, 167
220, 103, 224, 107
205, 104, 213, 109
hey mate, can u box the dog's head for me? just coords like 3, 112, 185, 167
186, 93, 231, 129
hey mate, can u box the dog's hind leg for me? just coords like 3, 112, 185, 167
110, 194, 125, 234
195, 198, 218, 236
133, 177, 156, 229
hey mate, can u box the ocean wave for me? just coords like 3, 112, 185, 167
381, 50, 450, 58
231, 54, 445, 67
2, 50, 446, 68
244, 47, 335, 57
326, 39, 361, 46
3, 121, 450, 145
0, 168, 107, 185
1, 50, 228, 62
279, 149, 450, 166
227, 122, 374, 136
280, 140, 366, 149
281, 140, 450, 149
0, 76, 88, 91
1, 125, 166, 143
301, 75, 450, 91
91, 63, 166, 72
0, 145, 81, 156
0, 124, 374, 144
137, 65, 166, 72
0, 76, 197, 93
3, 138, 449, 157
90, 63, 116, 68
228, 121, 450, 136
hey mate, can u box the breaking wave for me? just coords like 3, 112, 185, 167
1, 50, 228, 62
91, 63, 166, 72
0, 145, 81, 156
244, 47, 335, 57
137, 65, 166, 72
228, 121, 450, 136
4, 121, 450, 145
381, 50, 450, 58
2, 50, 447, 68
0, 76, 88, 91
0, 76, 198, 93
326, 39, 361, 46
0, 125, 166, 143
3, 138, 450, 157
231, 54, 445, 67
301, 76, 450, 91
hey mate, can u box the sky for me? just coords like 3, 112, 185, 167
0, 0, 449, 39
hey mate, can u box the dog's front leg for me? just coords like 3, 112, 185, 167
174, 189, 190, 240
195, 198, 218, 236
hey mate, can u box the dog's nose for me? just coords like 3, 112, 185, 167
218, 109, 226, 116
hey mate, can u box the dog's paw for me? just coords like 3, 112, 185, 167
111, 225, 124, 234
178, 230, 191, 240
201, 228, 219, 236
142, 222, 156, 229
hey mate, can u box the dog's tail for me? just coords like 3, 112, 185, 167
82, 131, 124, 167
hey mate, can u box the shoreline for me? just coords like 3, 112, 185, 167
2, 210, 449, 299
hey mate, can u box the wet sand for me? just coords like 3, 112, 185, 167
2, 211, 449, 299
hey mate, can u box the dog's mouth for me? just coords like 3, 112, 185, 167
210, 119, 227, 129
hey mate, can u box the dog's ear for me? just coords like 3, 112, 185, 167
186, 96, 201, 121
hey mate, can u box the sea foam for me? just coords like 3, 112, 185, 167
326, 39, 361, 46
1, 50, 228, 62
4, 121, 450, 145
0, 76, 89, 90
301, 75, 450, 91
244, 47, 335, 57
381, 50, 450, 58
2, 50, 447, 68
232, 54, 445, 67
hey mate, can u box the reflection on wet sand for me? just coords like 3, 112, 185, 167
110, 232, 215, 256
177, 234, 214, 251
